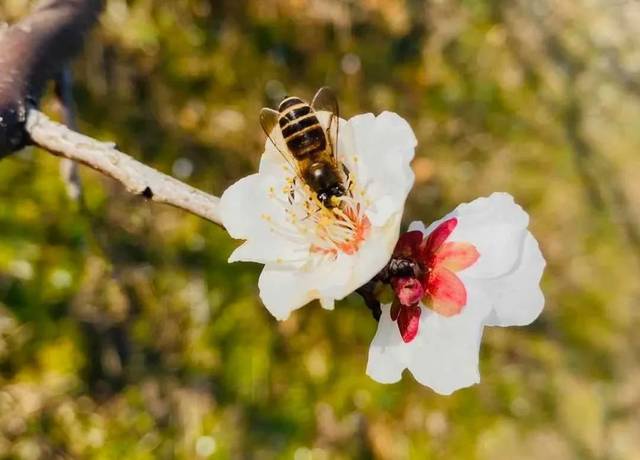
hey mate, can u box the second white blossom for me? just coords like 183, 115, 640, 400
367, 193, 546, 394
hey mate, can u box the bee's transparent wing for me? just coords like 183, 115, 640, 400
311, 87, 340, 164
259, 108, 297, 172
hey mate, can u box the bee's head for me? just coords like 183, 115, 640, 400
317, 184, 346, 208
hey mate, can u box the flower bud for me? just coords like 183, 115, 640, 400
391, 276, 425, 306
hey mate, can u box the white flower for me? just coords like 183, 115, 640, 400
366, 192, 546, 395
220, 111, 416, 320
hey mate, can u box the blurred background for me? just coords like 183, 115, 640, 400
1, 0, 640, 458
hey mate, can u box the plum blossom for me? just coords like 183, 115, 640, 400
367, 192, 545, 395
220, 111, 416, 320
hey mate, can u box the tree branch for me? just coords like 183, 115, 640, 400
26, 109, 223, 226
0, 0, 103, 157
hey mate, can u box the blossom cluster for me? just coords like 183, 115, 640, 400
219, 104, 545, 394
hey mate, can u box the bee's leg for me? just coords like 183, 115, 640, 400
288, 189, 295, 204
288, 178, 296, 204
341, 164, 353, 195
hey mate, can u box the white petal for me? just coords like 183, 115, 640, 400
366, 304, 415, 383
367, 285, 491, 394
342, 112, 416, 220
407, 220, 427, 233
425, 193, 529, 279
258, 253, 354, 320
258, 123, 291, 175
407, 285, 490, 395
258, 266, 318, 320
320, 297, 335, 310
219, 173, 262, 240
482, 232, 546, 327
220, 173, 307, 265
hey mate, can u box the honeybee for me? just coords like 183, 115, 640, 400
260, 87, 346, 209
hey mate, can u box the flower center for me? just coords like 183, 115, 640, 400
378, 220, 479, 317
265, 169, 371, 261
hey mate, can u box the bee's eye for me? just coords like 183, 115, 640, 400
331, 185, 344, 196
317, 192, 329, 204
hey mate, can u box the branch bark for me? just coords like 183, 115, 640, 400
0, 0, 103, 157
27, 109, 223, 226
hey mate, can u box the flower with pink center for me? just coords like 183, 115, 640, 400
220, 111, 416, 320
385, 219, 480, 343
367, 192, 546, 394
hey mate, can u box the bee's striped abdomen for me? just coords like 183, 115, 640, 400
278, 97, 327, 159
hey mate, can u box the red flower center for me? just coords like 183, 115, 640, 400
389, 218, 480, 342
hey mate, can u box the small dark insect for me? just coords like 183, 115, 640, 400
378, 257, 423, 282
